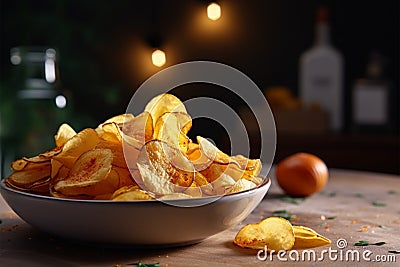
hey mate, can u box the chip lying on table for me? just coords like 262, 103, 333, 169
4, 94, 263, 200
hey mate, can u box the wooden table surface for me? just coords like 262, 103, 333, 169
1, 169, 399, 266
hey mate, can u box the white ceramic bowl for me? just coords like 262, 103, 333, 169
0, 179, 271, 247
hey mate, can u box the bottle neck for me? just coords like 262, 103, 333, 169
315, 22, 331, 46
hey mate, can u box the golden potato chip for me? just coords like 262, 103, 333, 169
183, 182, 202, 198
153, 112, 192, 153
144, 93, 187, 128
230, 155, 262, 172
193, 171, 214, 195
99, 122, 123, 144
6, 163, 51, 188
111, 185, 140, 198
136, 140, 195, 195
211, 172, 236, 195
292, 225, 331, 249
234, 217, 295, 251
53, 128, 100, 168
96, 141, 127, 168
102, 113, 135, 126
112, 166, 137, 187
158, 192, 193, 200
50, 159, 63, 179
197, 136, 230, 164
112, 187, 153, 201
53, 148, 117, 196
121, 112, 153, 149
228, 178, 257, 194
186, 143, 213, 171
54, 123, 76, 147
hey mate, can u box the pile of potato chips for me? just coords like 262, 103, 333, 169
5, 94, 263, 201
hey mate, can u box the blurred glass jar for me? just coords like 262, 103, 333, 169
1, 47, 70, 178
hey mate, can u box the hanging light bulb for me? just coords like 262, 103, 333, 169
207, 2, 221, 21
152, 49, 166, 67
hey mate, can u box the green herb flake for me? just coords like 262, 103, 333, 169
355, 241, 370, 246
372, 201, 387, 207
388, 190, 397, 195
372, 241, 386, 246
326, 216, 336, 220
272, 209, 288, 214
272, 210, 296, 221
280, 196, 304, 204
378, 225, 386, 229
128, 260, 160, 267
354, 241, 387, 247
388, 250, 400, 254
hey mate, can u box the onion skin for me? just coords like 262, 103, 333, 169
276, 153, 328, 197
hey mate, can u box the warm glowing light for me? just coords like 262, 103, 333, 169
55, 95, 67, 108
152, 49, 166, 67
45, 49, 56, 83
207, 3, 221, 21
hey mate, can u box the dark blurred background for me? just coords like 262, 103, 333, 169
0, 0, 399, 175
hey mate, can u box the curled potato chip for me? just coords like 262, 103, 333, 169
122, 112, 153, 149
197, 136, 230, 164
53, 128, 100, 168
112, 166, 137, 187
234, 217, 295, 251
144, 94, 187, 128
53, 148, 117, 196
137, 140, 195, 195
153, 112, 192, 153
102, 113, 135, 126
99, 122, 123, 144
111, 185, 153, 201
186, 143, 213, 171
292, 225, 331, 249
6, 163, 51, 188
158, 192, 193, 200
229, 178, 257, 194
54, 123, 76, 147
183, 182, 203, 198
96, 141, 127, 168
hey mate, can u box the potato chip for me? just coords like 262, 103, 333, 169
158, 192, 193, 200
53, 128, 100, 168
234, 217, 295, 251
112, 187, 154, 201
102, 113, 135, 126
292, 225, 331, 249
53, 148, 117, 196
96, 141, 127, 168
112, 166, 137, 187
54, 123, 76, 147
197, 136, 230, 164
211, 172, 236, 195
99, 122, 123, 144
50, 159, 63, 179
153, 112, 192, 153
136, 140, 195, 195
186, 143, 213, 171
121, 112, 153, 149
183, 182, 203, 198
6, 163, 51, 188
144, 93, 187, 128
228, 178, 257, 194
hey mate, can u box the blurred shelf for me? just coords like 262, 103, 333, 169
275, 134, 400, 175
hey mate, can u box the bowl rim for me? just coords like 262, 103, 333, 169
0, 177, 271, 205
